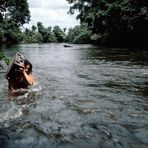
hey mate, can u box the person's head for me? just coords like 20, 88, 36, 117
24, 59, 32, 74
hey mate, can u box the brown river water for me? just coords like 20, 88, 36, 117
0, 43, 148, 148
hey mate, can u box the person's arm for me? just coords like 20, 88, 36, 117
23, 70, 35, 86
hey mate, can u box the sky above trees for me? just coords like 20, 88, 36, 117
24, 0, 80, 29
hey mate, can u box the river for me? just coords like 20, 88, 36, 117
0, 43, 148, 148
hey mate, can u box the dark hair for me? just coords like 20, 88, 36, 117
24, 59, 32, 74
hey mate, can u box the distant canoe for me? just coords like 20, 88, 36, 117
63, 44, 71, 48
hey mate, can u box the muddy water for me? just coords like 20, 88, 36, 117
0, 43, 148, 148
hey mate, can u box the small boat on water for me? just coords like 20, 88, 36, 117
63, 44, 71, 48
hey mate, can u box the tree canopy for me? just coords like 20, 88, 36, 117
66, 24, 91, 43
0, 0, 30, 43
67, 0, 148, 47
22, 23, 66, 43
0, 0, 147, 47
0, 0, 30, 26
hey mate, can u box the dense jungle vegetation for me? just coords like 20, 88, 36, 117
0, 0, 148, 48
66, 0, 148, 48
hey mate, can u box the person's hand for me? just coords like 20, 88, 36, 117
22, 67, 29, 75
18, 67, 24, 72
23, 67, 26, 74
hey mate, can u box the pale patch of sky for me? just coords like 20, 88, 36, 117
24, 0, 80, 30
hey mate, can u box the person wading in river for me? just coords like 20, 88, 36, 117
5, 59, 35, 94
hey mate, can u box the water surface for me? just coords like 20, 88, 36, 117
0, 43, 148, 148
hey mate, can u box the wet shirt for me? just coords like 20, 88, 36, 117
8, 73, 29, 90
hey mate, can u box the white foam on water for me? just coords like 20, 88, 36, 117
0, 105, 25, 123
0, 81, 42, 125
31, 85, 42, 92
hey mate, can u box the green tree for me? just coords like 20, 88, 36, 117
53, 26, 66, 42
67, 0, 148, 48
0, 52, 9, 65
0, 0, 30, 44
37, 22, 61, 43
23, 27, 43, 43
46, 27, 56, 42
66, 24, 91, 43
37, 22, 51, 43
0, 0, 30, 26
32, 25, 37, 32
0, 19, 24, 43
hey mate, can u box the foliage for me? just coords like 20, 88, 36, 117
32, 25, 37, 32
0, 0, 30, 27
66, 24, 91, 43
22, 23, 65, 43
0, 0, 30, 44
0, 19, 24, 43
0, 52, 9, 65
36, 22, 63, 43
53, 26, 66, 42
37, 22, 48, 43
67, 0, 148, 47
23, 28, 42, 43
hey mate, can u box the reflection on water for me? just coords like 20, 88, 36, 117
0, 43, 148, 148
